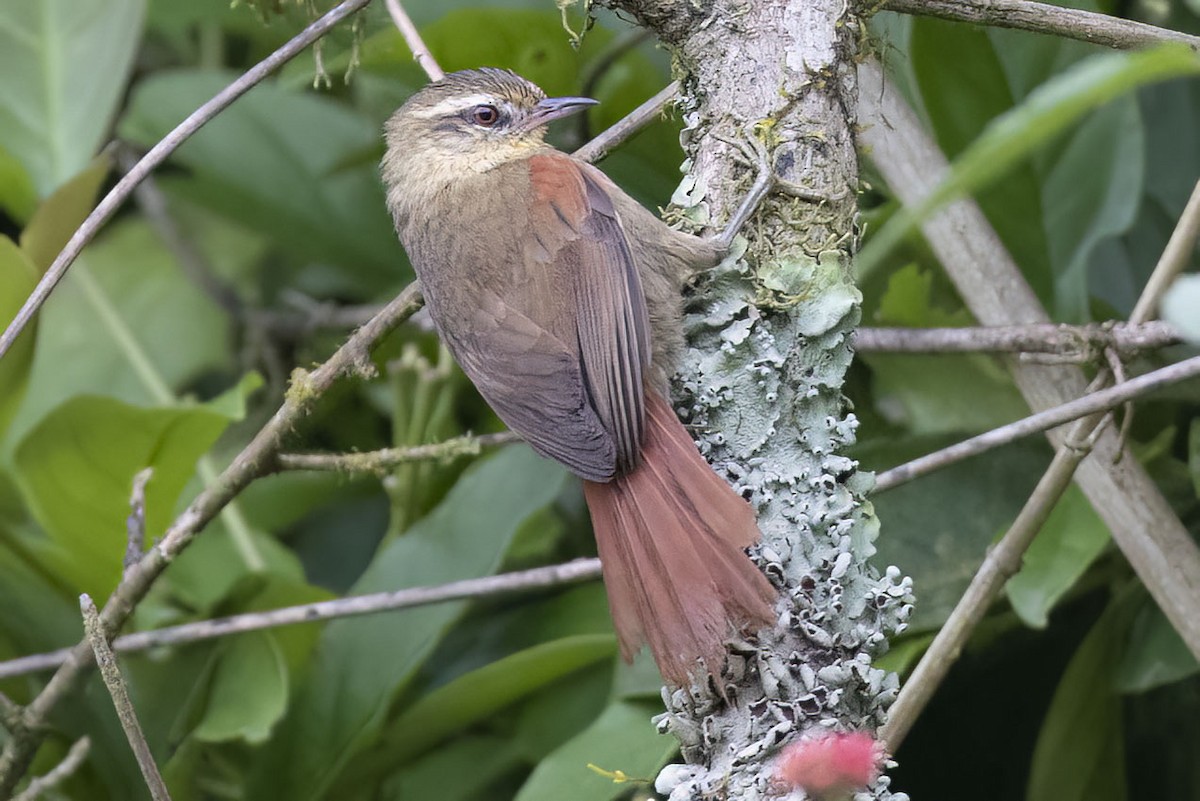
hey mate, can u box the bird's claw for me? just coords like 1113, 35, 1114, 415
711, 125, 776, 251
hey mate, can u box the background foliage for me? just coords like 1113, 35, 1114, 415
0, 0, 1198, 799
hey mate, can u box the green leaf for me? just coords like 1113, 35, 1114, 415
120, 69, 406, 293
0, 144, 36, 222
866, 266, 1028, 435
860, 44, 1200, 275
515, 661, 615, 762
1041, 97, 1143, 320
381, 735, 527, 801
1027, 596, 1131, 801
1005, 485, 1110, 629
1114, 600, 1199, 692
864, 436, 1049, 632
910, 18, 1054, 305
3, 217, 235, 452
12, 374, 260, 598
0, 0, 145, 195
371, 634, 615, 767
19, 156, 110, 271
515, 700, 674, 801
0, 238, 38, 432
246, 445, 570, 801
193, 632, 289, 744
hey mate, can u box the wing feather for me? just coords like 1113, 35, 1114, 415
408, 152, 650, 481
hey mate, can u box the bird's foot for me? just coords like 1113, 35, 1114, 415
710, 125, 776, 251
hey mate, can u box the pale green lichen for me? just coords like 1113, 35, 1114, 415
654, 132, 913, 801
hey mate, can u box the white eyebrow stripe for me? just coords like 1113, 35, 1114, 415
411, 94, 501, 118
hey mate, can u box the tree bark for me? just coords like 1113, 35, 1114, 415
592, 1, 913, 798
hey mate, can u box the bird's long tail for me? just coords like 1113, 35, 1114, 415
582, 391, 777, 686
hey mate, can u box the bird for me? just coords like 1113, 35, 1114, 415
381, 67, 777, 686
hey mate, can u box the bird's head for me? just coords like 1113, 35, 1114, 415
383, 68, 596, 180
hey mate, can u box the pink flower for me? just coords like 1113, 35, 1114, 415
776, 732, 883, 797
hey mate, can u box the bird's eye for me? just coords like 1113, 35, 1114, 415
471, 105, 500, 126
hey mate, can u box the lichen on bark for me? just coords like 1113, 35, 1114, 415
592, 0, 915, 798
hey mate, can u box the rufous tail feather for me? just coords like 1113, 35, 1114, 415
583, 391, 777, 686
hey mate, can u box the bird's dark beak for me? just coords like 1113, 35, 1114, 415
518, 96, 599, 131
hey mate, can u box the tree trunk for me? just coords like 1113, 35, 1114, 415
592, 1, 914, 798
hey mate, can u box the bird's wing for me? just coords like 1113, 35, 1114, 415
428, 153, 650, 482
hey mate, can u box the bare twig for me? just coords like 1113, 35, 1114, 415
855, 321, 1181, 356
0, 695, 17, 732
11, 738, 91, 801
874, 352, 1200, 492
572, 82, 680, 164
877, 0, 1200, 52
0, 284, 423, 798
879, 183, 1200, 748
81, 596, 172, 801
0, 559, 603, 680
384, 0, 444, 80
0, 0, 375, 363
860, 59, 1200, 666
275, 431, 520, 473
1130, 179, 1200, 324
124, 468, 154, 574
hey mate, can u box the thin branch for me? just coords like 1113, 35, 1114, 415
855, 321, 1181, 356
81, 596, 172, 801
572, 81, 680, 164
874, 351, 1200, 492
384, 0, 444, 80
275, 431, 520, 473
0, 0, 375, 362
124, 468, 153, 574
577, 28, 656, 141
0, 284, 423, 798
860, 59, 1200, 668
880, 439, 1091, 750
1131, 178, 1200, 324
879, 182, 1200, 747
11, 738, 90, 801
0, 559, 603, 680
0, 695, 17, 733
877, 0, 1200, 52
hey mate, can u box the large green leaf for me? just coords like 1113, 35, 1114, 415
0, 0, 145, 195
120, 69, 406, 293
381, 734, 527, 801
0, 144, 36, 222
1114, 599, 1198, 692
515, 700, 675, 801
1041, 97, 1143, 321
368, 634, 615, 767
1005, 485, 1110, 628
0, 238, 38, 433
193, 632, 289, 745
2, 217, 236, 453
910, 18, 1054, 305
245, 445, 570, 801
866, 437, 1048, 632
1027, 597, 1130, 801
0, 158, 111, 437
12, 374, 260, 599
19, 156, 110, 272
